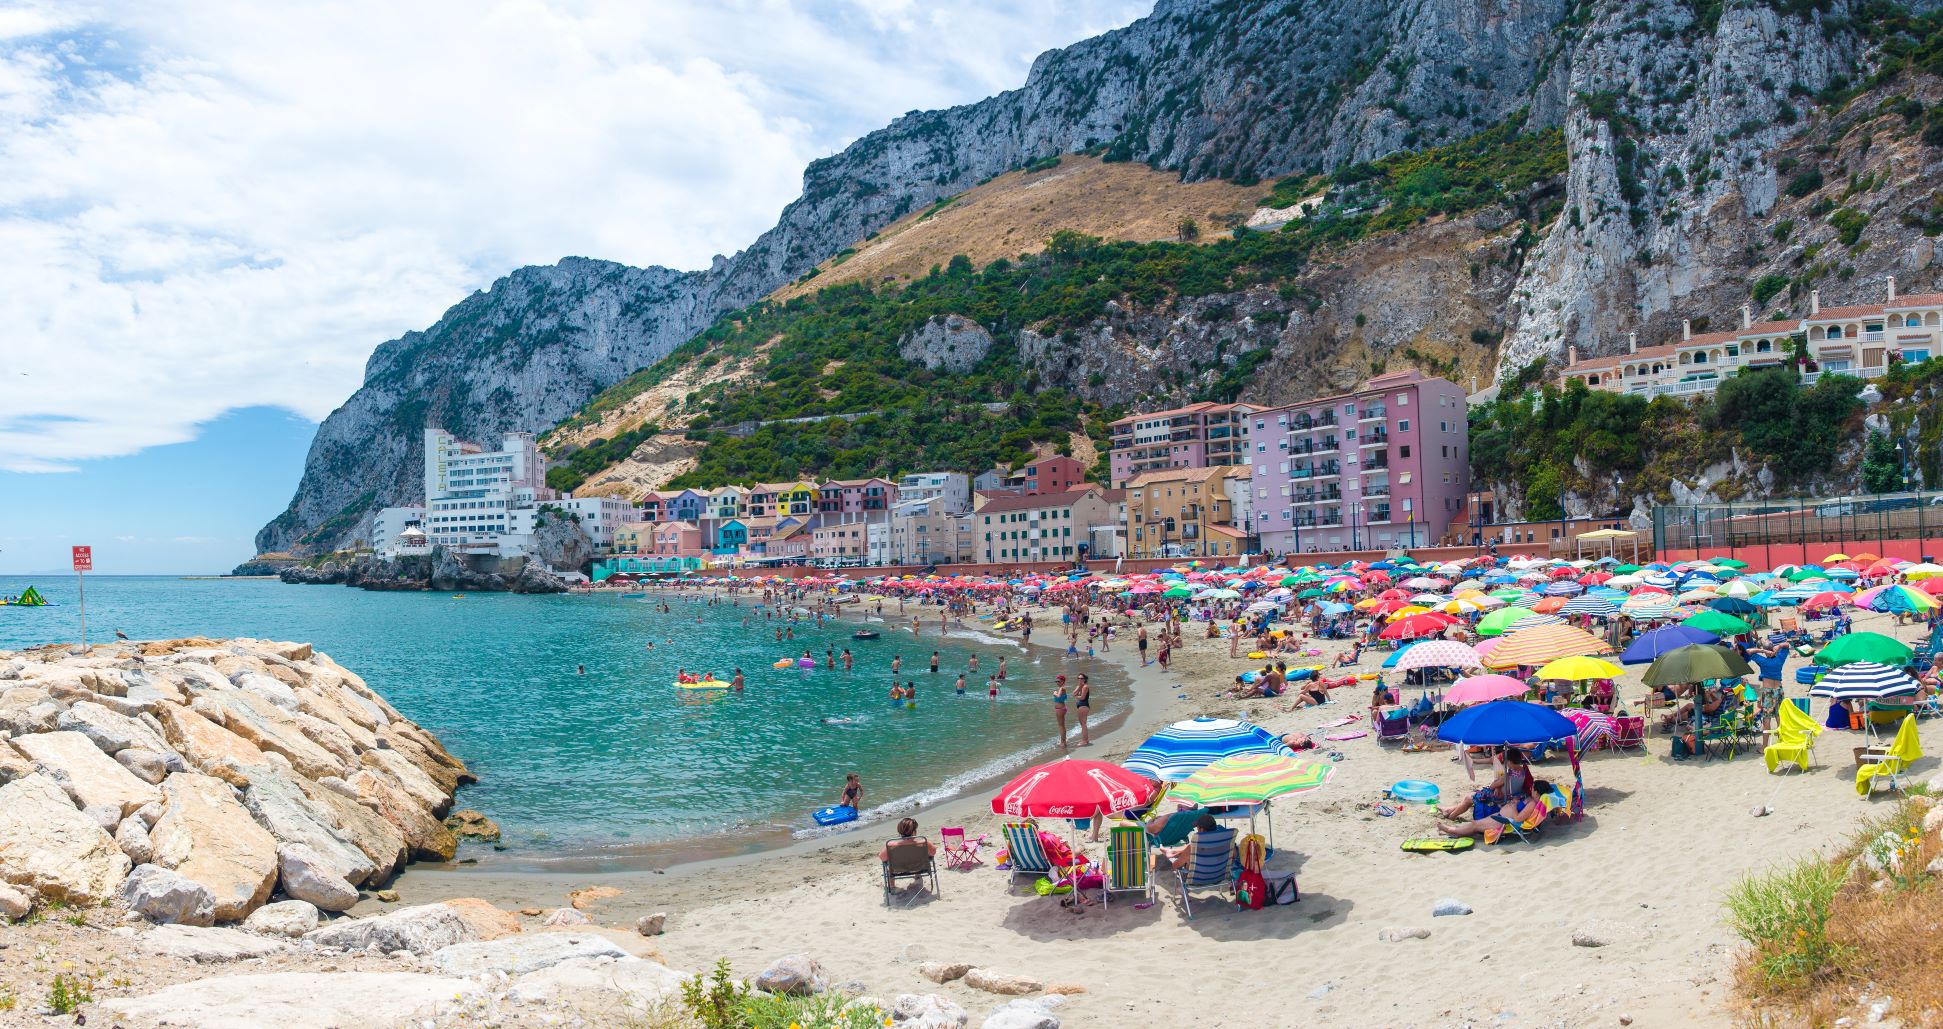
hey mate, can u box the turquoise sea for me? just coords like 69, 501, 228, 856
0, 576, 1122, 865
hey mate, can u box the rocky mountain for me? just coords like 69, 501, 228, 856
261, 0, 1943, 554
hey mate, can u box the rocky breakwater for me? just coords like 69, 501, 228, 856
0, 638, 471, 925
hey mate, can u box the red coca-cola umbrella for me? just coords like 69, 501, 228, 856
990, 759, 1157, 819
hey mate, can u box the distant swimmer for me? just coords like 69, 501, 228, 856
732, 668, 745, 691
822, 715, 857, 725
577, 664, 586, 676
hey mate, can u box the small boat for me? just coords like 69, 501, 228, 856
452, 594, 466, 599
675, 679, 733, 690
852, 630, 880, 640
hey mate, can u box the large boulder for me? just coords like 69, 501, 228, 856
120, 863, 219, 926
0, 739, 34, 784
104, 971, 482, 1029
148, 772, 280, 922
962, 969, 1043, 996
243, 899, 320, 938
504, 956, 687, 1013
349, 769, 455, 861
115, 748, 170, 784
296, 776, 407, 881
156, 704, 267, 780
893, 993, 970, 1028
244, 772, 377, 886
439, 897, 523, 940
303, 902, 475, 956
0, 772, 130, 905
430, 932, 629, 975
214, 690, 346, 780
13, 730, 162, 816
755, 954, 828, 996
134, 924, 292, 962
277, 843, 358, 912
114, 817, 154, 865
0, 686, 60, 734
57, 699, 170, 755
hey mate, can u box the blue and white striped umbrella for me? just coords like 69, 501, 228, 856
1809, 662, 1919, 701
1123, 717, 1294, 782
1542, 581, 1586, 596
1559, 595, 1620, 617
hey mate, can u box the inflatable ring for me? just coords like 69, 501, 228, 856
773, 660, 793, 669
1247, 651, 1268, 660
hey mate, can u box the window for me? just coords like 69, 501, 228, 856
1396, 393, 1408, 406
1398, 420, 1409, 431
1401, 445, 1411, 458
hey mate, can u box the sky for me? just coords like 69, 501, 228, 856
0, 0, 1150, 575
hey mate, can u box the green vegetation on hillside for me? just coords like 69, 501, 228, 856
1471, 368, 1865, 517
555, 117, 1569, 489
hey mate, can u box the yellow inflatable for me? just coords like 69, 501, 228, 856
677, 679, 733, 690
773, 659, 793, 669
1246, 651, 1268, 660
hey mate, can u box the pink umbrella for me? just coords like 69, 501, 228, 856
1445, 674, 1531, 706
1395, 640, 1483, 670
1472, 637, 1502, 661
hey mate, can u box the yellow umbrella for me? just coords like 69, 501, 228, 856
1385, 605, 1431, 620
1535, 655, 1623, 680
1823, 553, 1849, 563
1485, 624, 1614, 669
1354, 597, 1383, 611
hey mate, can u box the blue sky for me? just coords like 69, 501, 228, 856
1, 1, 1149, 574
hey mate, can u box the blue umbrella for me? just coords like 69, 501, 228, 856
1436, 701, 1578, 746
1319, 602, 1351, 616
1123, 717, 1293, 782
1382, 641, 1420, 669
1620, 624, 1720, 664
1707, 597, 1758, 616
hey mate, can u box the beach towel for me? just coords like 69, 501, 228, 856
1317, 715, 1360, 729
1323, 731, 1367, 741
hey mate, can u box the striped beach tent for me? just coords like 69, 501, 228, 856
1122, 717, 1293, 782
1808, 662, 1919, 701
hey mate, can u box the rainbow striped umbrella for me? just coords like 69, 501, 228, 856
1484, 624, 1614, 668
1166, 753, 1336, 808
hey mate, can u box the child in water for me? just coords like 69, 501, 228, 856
988, 674, 1000, 699
955, 673, 967, 696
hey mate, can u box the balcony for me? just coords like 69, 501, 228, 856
1365, 457, 1390, 470
1359, 431, 1389, 447
1363, 486, 1391, 498
1290, 414, 1338, 432
1359, 406, 1387, 421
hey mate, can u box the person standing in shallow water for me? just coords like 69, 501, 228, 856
1052, 674, 1070, 752
1073, 672, 1093, 746
929, 650, 940, 673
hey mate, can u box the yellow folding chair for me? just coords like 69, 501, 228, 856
1764, 701, 1824, 774
1857, 715, 1922, 797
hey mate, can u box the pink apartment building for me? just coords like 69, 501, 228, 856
1240, 370, 1470, 554
1106, 402, 1256, 487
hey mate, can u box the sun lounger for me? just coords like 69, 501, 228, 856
1102, 823, 1153, 909
1174, 826, 1236, 919
1763, 700, 1823, 774
1001, 821, 1053, 885
1857, 715, 1922, 798
882, 838, 939, 906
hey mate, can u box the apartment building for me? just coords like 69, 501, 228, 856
1125, 465, 1253, 559
1561, 278, 1943, 396
1243, 370, 1470, 554
896, 472, 972, 513
973, 488, 1113, 564
974, 456, 1088, 496
418, 428, 550, 554
552, 495, 641, 552
1106, 402, 1256, 487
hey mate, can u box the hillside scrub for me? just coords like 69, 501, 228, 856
554, 118, 1568, 490
1470, 369, 1864, 515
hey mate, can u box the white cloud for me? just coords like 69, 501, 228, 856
0, 0, 1148, 473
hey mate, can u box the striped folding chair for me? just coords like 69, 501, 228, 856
1102, 823, 1153, 909
1174, 826, 1236, 920
1001, 821, 1051, 886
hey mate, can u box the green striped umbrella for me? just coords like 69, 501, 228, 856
1166, 753, 1336, 807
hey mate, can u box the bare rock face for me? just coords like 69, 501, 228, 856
245, 773, 378, 887
0, 772, 131, 907
899, 315, 994, 373
148, 772, 280, 922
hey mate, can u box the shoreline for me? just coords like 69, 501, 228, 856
379, 591, 1188, 904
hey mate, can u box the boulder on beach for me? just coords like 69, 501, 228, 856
148, 772, 280, 922
104, 971, 483, 1027
0, 772, 131, 907
304, 902, 475, 956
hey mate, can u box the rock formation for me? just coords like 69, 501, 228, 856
0, 639, 470, 925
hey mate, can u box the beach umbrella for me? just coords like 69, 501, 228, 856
1445, 674, 1531, 705
1816, 632, 1913, 668
1121, 717, 1293, 782
1436, 701, 1578, 746
991, 758, 1157, 818
1707, 597, 1758, 616
1561, 708, 1621, 751
1808, 661, 1920, 700
1902, 563, 1943, 580
1478, 607, 1554, 636
1681, 609, 1752, 636
1484, 624, 1613, 668
1395, 639, 1484, 670
1856, 584, 1938, 614
1798, 591, 1851, 611
1620, 624, 1719, 664
1535, 656, 1622, 681
1558, 595, 1620, 618
1380, 613, 1455, 640
1642, 644, 1753, 686
1167, 754, 1335, 808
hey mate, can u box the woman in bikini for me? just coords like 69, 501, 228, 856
1072, 672, 1093, 746
1051, 674, 1070, 751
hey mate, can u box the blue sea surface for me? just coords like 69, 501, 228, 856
0, 577, 1118, 859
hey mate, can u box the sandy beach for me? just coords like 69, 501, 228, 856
363, 588, 1943, 1028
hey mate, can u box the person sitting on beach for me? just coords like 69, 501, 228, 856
1151, 812, 1221, 872
1437, 789, 1546, 839
878, 817, 936, 862
1334, 641, 1362, 668
1438, 749, 1534, 819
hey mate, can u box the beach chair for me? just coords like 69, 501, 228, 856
1174, 826, 1237, 920
1486, 787, 1565, 845
940, 826, 983, 870
1857, 715, 1922, 798
1375, 707, 1411, 744
881, 838, 939, 906
1611, 714, 1646, 750
1764, 700, 1824, 774
1102, 823, 1153, 909
1001, 821, 1052, 885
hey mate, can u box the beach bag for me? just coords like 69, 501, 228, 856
1263, 869, 1299, 905
1234, 869, 1267, 910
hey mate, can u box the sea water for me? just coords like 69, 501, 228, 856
0, 577, 1123, 861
